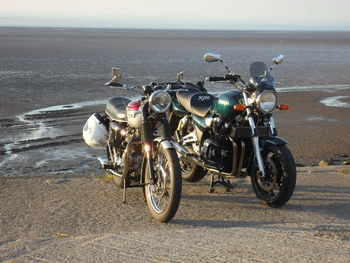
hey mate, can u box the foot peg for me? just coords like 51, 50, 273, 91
98, 157, 115, 170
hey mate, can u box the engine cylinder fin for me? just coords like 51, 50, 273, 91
123, 140, 142, 178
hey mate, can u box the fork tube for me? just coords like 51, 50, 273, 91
242, 92, 266, 178
142, 105, 156, 183
268, 115, 277, 136
160, 113, 171, 138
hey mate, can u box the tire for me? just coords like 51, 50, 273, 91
250, 144, 296, 208
112, 174, 129, 189
144, 144, 182, 222
181, 161, 207, 182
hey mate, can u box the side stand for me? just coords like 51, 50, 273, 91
209, 174, 236, 193
123, 178, 126, 203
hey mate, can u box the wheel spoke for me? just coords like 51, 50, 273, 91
147, 149, 173, 214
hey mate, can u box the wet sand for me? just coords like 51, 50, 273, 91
1, 27, 350, 175
276, 90, 350, 165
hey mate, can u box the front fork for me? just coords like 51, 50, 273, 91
142, 106, 172, 184
243, 93, 277, 178
142, 106, 156, 183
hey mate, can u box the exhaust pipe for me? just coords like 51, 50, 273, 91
98, 157, 124, 178
98, 157, 108, 167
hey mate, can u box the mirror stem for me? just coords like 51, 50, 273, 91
221, 60, 232, 73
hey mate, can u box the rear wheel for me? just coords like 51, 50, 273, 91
181, 161, 207, 182
250, 144, 296, 208
175, 121, 207, 182
144, 144, 182, 222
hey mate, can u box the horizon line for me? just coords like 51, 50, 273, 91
1, 25, 350, 33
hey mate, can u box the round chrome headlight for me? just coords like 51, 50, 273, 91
149, 90, 172, 113
256, 91, 277, 113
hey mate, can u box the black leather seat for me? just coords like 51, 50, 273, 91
105, 97, 131, 121
176, 89, 215, 118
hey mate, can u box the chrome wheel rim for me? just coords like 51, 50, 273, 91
147, 151, 172, 214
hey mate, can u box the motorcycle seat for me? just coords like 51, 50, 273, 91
176, 89, 215, 118
105, 97, 131, 121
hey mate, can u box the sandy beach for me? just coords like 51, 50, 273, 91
1, 166, 350, 262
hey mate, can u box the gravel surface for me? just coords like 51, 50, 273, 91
1, 166, 350, 262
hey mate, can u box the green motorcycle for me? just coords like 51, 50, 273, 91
170, 53, 296, 208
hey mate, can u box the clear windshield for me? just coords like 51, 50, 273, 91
249, 62, 275, 92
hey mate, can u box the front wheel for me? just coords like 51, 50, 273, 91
250, 144, 296, 208
144, 144, 182, 222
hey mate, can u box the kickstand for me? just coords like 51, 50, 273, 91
122, 178, 126, 203
209, 174, 236, 193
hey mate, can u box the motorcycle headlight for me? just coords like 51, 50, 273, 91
149, 90, 172, 113
256, 91, 277, 113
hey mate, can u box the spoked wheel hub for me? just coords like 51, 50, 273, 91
144, 143, 182, 222
147, 156, 171, 214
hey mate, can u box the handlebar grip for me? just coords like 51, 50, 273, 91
207, 76, 225, 81
207, 74, 241, 82
104, 81, 123, 87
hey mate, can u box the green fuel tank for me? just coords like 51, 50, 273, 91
211, 90, 244, 119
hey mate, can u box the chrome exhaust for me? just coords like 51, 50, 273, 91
98, 157, 108, 167
97, 157, 123, 178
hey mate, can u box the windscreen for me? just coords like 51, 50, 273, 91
249, 62, 275, 92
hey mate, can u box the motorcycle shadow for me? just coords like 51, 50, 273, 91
173, 179, 350, 227
171, 219, 278, 229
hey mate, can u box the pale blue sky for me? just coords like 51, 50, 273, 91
1, 0, 350, 31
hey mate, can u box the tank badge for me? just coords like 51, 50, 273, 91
198, 95, 211, 101
218, 99, 229, 105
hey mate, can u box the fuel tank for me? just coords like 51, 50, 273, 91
211, 90, 244, 119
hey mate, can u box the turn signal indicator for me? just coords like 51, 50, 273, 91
278, 104, 289, 110
233, 104, 246, 111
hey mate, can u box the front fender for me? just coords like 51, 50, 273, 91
246, 136, 288, 176
154, 137, 175, 149
261, 136, 288, 147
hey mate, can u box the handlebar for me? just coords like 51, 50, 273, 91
206, 74, 241, 82
106, 82, 123, 87
207, 76, 225, 81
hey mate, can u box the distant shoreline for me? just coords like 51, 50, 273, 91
1, 26, 350, 34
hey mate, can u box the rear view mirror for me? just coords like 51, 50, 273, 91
112, 68, 123, 81
105, 68, 123, 86
176, 71, 185, 83
272, 55, 285, 65
204, 52, 222, 63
